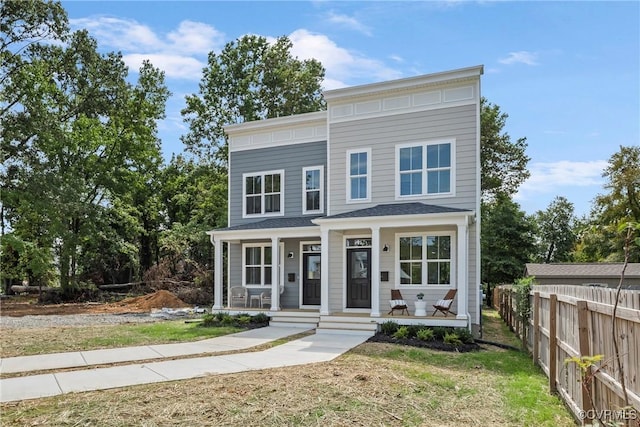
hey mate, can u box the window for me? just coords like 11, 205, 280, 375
243, 244, 272, 286
397, 140, 453, 197
302, 166, 324, 214
347, 149, 371, 202
398, 233, 452, 286
243, 170, 284, 217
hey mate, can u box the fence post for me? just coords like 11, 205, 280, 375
533, 292, 540, 363
507, 288, 513, 331
549, 293, 558, 393
577, 300, 594, 418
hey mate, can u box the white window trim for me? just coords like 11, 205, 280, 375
395, 231, 455, 290
302, 166, 324, 215
242, 242, 284, 288
395, 139, 456, 200
242, 169, 285, 218
346, 148, 372, 203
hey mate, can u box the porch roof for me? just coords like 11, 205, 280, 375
214, 215, 323, 232
318, 202, 471, 220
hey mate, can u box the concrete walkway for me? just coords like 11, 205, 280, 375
0, 327, 371, 403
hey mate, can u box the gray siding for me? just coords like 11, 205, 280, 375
328, 105, 478, 215
228, 140, 327, 227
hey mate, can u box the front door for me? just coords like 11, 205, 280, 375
302, 253, 321, 305
346, 248, 371, 308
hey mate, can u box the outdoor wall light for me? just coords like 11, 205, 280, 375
383, 244, 390, 252
288, 251, 294, 259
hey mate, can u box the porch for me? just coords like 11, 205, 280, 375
211, 307, 468, 333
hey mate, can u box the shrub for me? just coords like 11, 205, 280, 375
432, 326, 449, 340
236, 315, 252, 324
444, 332, 463, 347
393, 326, 410, 339
200, 313, 218, 327
416, 328, 435, 341
454, 328, 474, 344
380, 320, 399, 335
252, 312, 270, 324
406, 325, 422, 338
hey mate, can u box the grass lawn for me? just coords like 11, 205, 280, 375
0, 309, 576, 426
0, 321, 243, 358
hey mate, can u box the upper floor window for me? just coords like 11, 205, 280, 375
243, 170, 284, 217
398, 233, 452, 286
303, 166, 324, 214
397, 140, 454, 198
347, 148, 371, 202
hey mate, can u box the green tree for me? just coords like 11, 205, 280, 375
480, 97, 530, 201
534, 196, 578, 263
577, 146, 640, 262
2, 11, 170, 290
482, 196, 537, 289
181, 34, 325, 163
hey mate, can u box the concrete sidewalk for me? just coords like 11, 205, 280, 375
0, 328, 371, 403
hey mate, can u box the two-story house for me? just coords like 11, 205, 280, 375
208, 65, 483, 333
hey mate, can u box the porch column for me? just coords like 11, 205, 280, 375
271, 236, 280, 311
456, 221, 469, 321
320, 227, 330, 315
212, 237, 223, 310
370, 225, 381, 317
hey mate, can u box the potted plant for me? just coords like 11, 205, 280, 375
414, 293, 427, 316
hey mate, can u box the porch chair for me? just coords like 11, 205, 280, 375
230, 286, 248, 308
388, 289, 409, 316
432, 289, 457, 316
260, 284, 284, 309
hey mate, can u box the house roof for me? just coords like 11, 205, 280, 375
525, 263, 640, 279
319, 202, 472, 220
214, 216, 323, 232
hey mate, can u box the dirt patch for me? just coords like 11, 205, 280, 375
0, 290, 190, 317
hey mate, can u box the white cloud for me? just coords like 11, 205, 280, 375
519, 160, 608, 193
70, 16, 223, 80
499, 51, 539, 66
288, 29, 402, 89
326, 12, 372, 36
123, 54, 204, 81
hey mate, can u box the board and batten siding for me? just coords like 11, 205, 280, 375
228, 140, 327, 227
328, 104, 478, 216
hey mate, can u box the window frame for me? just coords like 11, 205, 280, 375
346, 148, 371, 203
242, 242, 284, 288
395, 139, 455, 199
302, 165, 324, 215
395, 231, 455, 289
242, 169, 285, 218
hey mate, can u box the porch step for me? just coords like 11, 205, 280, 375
269, 311, 320, 329
316, 315, 379, 336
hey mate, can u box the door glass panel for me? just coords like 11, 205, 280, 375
351, 251, 368, 279
306, 255, 321, 279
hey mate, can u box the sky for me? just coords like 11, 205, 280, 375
61, 1, 640, 217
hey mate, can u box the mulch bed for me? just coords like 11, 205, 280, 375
367, 332, 481, 352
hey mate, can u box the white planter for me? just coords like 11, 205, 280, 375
414, 300, 427, 316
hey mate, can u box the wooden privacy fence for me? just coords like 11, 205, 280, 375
495, 285, 640, 423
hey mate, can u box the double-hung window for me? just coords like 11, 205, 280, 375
302, 166, 324, 214
397, 140, 454, 197
244, 244, 272, 286
243, 170, 284, 217
347, 148, 371, 202
398, 232, 452, 286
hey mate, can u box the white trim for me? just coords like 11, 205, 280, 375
395, 230, 456, 289
242, 169, 285, 218
395, 139, 456, 200
346, 148, 372, 203
299, 240, 322, 309
302, 166, 324, 215
342, 234, 372, 313
241, 242, 284, 288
